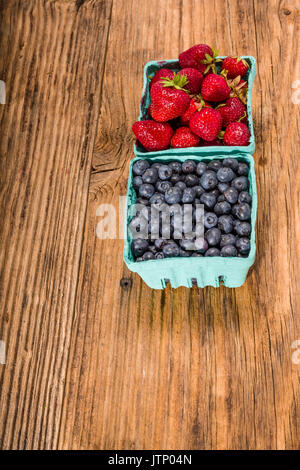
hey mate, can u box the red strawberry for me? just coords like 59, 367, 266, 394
149, 68, 174, 89
199, 138, 222, 146
227, 76, 248, 104
223, 122, 250, 146
132, 120, 173, 151
201, 74, 230, 102
150, 75, 190, 122
218, 97, 246, 126
178, 68, 203, 93
171, 127, 200, 148
221, 57, 249, 79
189, 108, 223, 142
179, 44, 213, 74
179, 97, 211, 125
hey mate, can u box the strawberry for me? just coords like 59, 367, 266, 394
221, 57, 249, 79
149, 68, 174, 89
217, 97, 246, 126
223, 122, 250, 146
201, 74, 230, 102
171, 127, 200, 148
189, 108, 223, 142
199, 138, 222, 146
179, 97, 211, 125
150, 74, 190, 122
132, 120, 173, 151
227, 75, 248, 104
179, 44, 214, 74
178, 68, 203, 93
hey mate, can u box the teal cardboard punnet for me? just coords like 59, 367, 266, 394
123, 154, 257, 289
134, 56, 256, 157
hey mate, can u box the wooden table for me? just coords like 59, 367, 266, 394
0, 0, 300, 450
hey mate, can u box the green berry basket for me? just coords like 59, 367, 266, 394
123, 153, 257, 289
134, 56, 256, 157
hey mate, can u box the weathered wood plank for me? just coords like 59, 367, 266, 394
0, 0, 113, 449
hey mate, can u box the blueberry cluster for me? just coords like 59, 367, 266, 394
130, 158, 252, 261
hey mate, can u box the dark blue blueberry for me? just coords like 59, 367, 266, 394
148, 245, 157, 254
210, 188, 220, 198
175, 181, 186, 190
224, 187, 239, 204
231, 176, 249, 191
129, 216, 148, 236
154, 238, 168, 250
223, 158, 239, 172
156, 180, 172, 194
204, 212, 218, 229
234, 221, 251, 237
236, 237, 250, 255
214, 201, 231, 215
191, 253, 203, 257
182, 160, 197, 174
205, 227, 221, 246
196, 161, 207, 176
217, 194, 225, 202
131, 238, 149, 257
195, 237, 208, 253
200, 192, 217, 209
149, 192, 166, 211
170, 174, 183, 184
237, 162, 249, 176
151, 162, 162, 170
233, 203, 251, 220
165, 187, 183, 204
194, 185, 205, 197
136, 197, 150, 206
184, 174, 199, 187
155, 252, 165, 259
142, 167, 158, 184
238, 191, 252, 204
221, 245, 237, 257
142, 251, 155, 260
168, 161, 182, 174
200, 170, 218, 190
179, 248, 191, 257
136, 256, 144, 262
220, 233, 237, 247
133, 175, 143, 190
218, 215, 234, 233
182, 187, 196, 203
218, 182, 230, 193
179, 239, 195, 251
205, 247, 220, 256
158, 164, 172, 180
139, 183, 155, 199
208, 160, 222, 171
163, 242, 180, 257
217, 167, 236, 183
132, 159, 150, 176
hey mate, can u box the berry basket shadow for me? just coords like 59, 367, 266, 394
134, 56, 256, 157
123, 154, 257, 289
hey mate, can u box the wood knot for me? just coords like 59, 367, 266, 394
120, 278, 132, 290
283, 9, 291, 15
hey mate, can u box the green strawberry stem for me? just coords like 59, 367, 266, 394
161, 72, 189, 92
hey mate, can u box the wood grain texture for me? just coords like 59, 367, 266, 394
1, 0, 300, 450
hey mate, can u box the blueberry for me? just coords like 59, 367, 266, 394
158, 164, 172, 180
233, 203, 251, 220
200, 192, 217, 209
182, 187, 196, 203
154, 238, 168, 250
136, 257, 144, 262
223, 158, 239, 172
139, 183, 155, 199
220, 233, 237, 247
204, 212, 218, 229
136, 197, 150, 206
142, 168, 158, 184
200, 170, 218, 190
231, 176, 249, 191
151, 162, 162, 170
196, 162, 207, 176
182, 160, 196, 174
163, 242, 180, 257
149, 192, 166, 211
131, 238, 149, 257
191, 253, 203, 257
133, 175, 143, 190
234, 221, 251, 237
165, 187, 183, 204
155, 252, 165, 259
129, 216, 148, 236
168, 161, 182, 174
205, 247, 220, 256
236, 237, 250, 255
205, 228, 221, 246
221, 245, 237, 257
208, 160, 222, 171
238, 191, 252, 204
218, 183, 230, 193
156, 180, 172, 194
224, 187, 239, 204
195, 237, 208, 253
179, 238, 195, 251
132, 160, 150, 176
143, 251, 155, 260
217, 194, 225, 202
184, 174, 199, 187
179, 248, 191, 257
170, 174, 182, 184
217, 167, 236, 183
175, 181, 186, 190
148, 245, 157, 254
218, 215, 233, 233
194, 185, 205, 197
214, 201, 231, 215
237, 162, 249, 176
